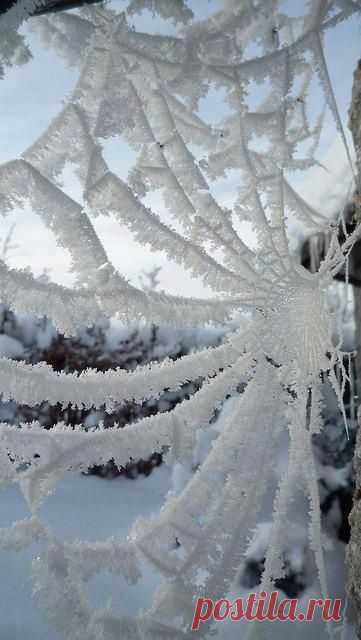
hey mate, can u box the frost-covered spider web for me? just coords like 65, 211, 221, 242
0, 1, 361, 638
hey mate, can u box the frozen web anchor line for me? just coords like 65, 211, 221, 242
0, 1, 360, 638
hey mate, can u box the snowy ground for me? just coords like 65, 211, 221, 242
0, 467, 172, 640
0, 460, 356, 640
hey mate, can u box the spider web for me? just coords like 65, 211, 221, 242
0, 1, 360, 638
